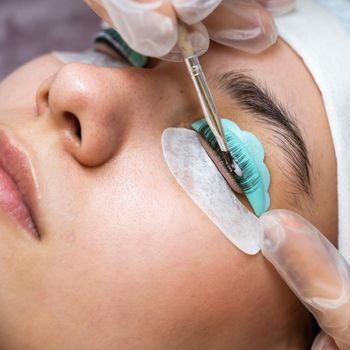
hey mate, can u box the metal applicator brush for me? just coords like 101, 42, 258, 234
176, 20, 242, 177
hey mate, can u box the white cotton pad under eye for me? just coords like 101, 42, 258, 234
162, 128, 261, 255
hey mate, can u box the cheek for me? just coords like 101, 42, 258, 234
63, 188, 301, 344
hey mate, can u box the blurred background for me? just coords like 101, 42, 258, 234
0, 0, 100, 79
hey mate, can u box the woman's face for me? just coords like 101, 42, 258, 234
0, 39, 337, 349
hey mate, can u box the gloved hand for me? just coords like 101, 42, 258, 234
260, 210, 350, 350
84, 0, 296, 59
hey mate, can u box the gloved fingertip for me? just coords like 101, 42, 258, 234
189, 28, 210, 56
311, 332, 338, 350
208, 6, 278, 54
172, 0, 221, 25
259, 211, 286, 254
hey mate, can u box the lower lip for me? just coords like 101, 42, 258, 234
0, 164, 38, 238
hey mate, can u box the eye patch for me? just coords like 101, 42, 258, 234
162, 127, 262, 255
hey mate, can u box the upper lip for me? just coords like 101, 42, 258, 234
0, 130, 41, 239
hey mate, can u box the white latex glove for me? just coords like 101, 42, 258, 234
85, 0, 297, 59
260, 210, 350, 350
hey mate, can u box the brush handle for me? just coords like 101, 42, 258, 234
177, 20, 226, 151
185, 56, 227, 152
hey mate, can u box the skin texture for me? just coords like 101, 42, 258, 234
0, 39, 337, 349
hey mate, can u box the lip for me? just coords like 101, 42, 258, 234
0, 130, 40, 240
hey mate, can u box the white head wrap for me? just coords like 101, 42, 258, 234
275, 0, 350, 263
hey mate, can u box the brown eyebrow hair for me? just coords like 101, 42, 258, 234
215, 70, 312, 201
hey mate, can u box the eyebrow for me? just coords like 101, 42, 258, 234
215, 71, 312, 200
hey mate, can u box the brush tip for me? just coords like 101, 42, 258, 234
177, 20, 194, 59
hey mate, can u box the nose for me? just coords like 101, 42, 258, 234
36, 62, 196, 167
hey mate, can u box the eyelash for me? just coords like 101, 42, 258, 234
192, 119, 271, 216
94, 29, 148, 68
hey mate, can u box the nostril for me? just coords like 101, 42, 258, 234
64, 112, 82, 141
